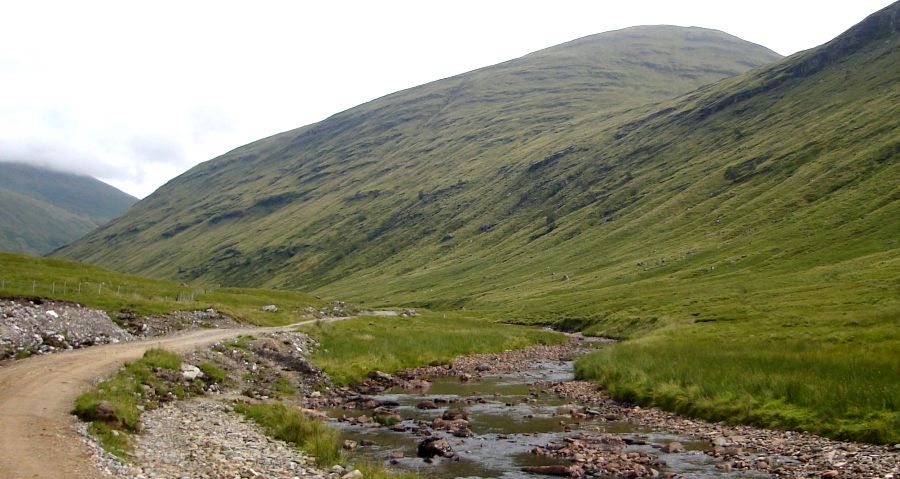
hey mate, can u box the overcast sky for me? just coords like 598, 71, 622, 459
0, 1, 894, 198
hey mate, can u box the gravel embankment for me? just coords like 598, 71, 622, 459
84, 400, 328, 479
0, 298, 132, 360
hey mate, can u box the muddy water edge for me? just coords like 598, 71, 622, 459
304, 337, 781, 479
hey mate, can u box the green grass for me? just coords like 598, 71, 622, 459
199, 361, 228, 383
234, 402, 342, 466
575, 309, 900, 444
299, 313, 565, 385
0, 252, 326, 326
73, 349, 186, 457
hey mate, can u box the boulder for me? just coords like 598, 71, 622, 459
417, 437, 453, 458
475, 363, 491, 372
342, 471, 363, 479
261, 304, 278, 312
442, 409, 468, 421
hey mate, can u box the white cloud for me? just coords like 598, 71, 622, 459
0, 0, 893, 197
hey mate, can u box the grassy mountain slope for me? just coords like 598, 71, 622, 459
0, 162, 137, 254
57, 26, 781, 284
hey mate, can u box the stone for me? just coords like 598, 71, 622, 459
416, 400, 438, 410
662, 441, 685, 453
475, 363, 491, 372
417, 437, 453, 458
180, 364, 203, 380
368, 370, 393, 382
342, 469, 363, 479
94, 401, 118, 423
342, 440, 357, 450
261, 305, 278, 312
441, 409, 468, 421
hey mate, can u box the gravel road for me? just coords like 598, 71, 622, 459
0, 319, 336, 479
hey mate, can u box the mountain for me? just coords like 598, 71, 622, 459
0, 163, 137, 255
56, 26, 781, 289
58, 5, 899, 330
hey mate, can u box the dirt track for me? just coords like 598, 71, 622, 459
0, 320, 330, 479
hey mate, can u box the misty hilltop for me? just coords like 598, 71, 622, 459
0, 162, 137, 255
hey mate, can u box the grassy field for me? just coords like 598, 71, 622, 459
0, 251, 326, 326
234, 402, 341, 466
298, 314, 565, 385
575, 308, 900, 444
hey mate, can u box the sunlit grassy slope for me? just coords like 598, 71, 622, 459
57, 26, 781, 290
0, 252, 324, 326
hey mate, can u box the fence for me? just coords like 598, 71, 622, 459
0, 278, 211, 304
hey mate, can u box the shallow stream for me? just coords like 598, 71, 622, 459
326, 349, 774, 478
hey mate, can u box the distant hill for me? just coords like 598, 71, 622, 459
0, 163, 137, 255
57, 25, 782, 294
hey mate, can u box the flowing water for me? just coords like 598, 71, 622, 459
325, 353, 777, 478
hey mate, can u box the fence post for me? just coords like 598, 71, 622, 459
98, 283, 102, 294
63, 281, 67, 294
32, 281, 36, 292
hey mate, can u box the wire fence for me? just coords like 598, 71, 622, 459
0, 277, 211, 303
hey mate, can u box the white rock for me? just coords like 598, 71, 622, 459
180, 364, 204, 380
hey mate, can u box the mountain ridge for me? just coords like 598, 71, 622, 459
57, 6, 899, 332
0, 162, 137, 255
57, 25, 783, 290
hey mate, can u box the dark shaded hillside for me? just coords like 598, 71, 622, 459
58, 26, 781, 287
0, 163, 137, 254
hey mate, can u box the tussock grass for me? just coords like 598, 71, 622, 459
576, 310, 900, 444
199, 361, 228, 383
234, 402, 341, 466
299, 314, 565, 385
236, 402, 423, 477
